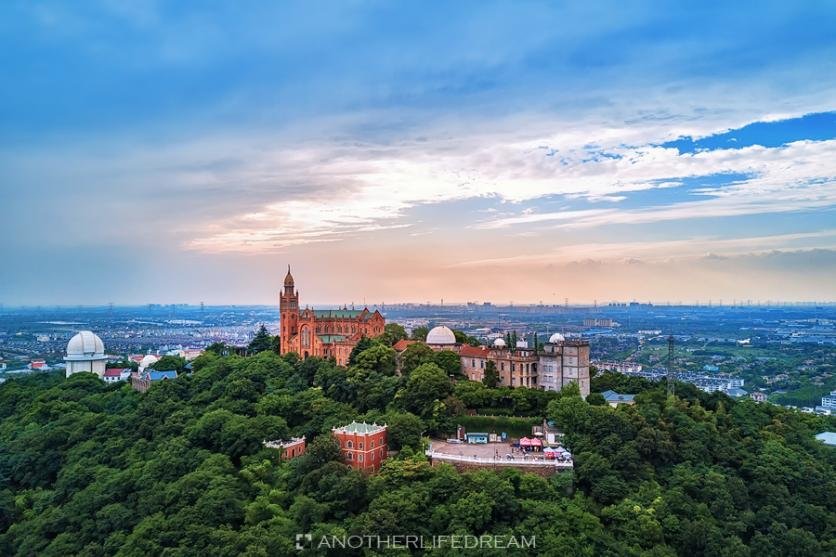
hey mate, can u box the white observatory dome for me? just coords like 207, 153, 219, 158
66, 331, 105, 360
549, 333, 565, 343
493, 338, 506, 348
139, 354, 159, 370
426, 325, 456, 345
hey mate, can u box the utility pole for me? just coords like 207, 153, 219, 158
667, 335, 675, 397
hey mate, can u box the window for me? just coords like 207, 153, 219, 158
347, 452, 353, 460
359, 442, 364, 449
471, 359, 475, 367
347, 441, 353, 449
359, 454, 363, 462
371, 440, 375, 448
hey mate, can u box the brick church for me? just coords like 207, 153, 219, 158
279, 266, 385, 366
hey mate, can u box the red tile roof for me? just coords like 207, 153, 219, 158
392, 339, 417, 352
459, 345, 489, 357
103, 369, 125, 377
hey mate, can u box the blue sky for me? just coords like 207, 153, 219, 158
1, 1, 835, 305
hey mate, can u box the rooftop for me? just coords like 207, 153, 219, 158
815, 431, 836, 446
313, 309, 366, 319
333, 421, 386, 435
601, 390, 636, 403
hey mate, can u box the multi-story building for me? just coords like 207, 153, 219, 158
821, 390, 836, 410
489, 341, 539, 388
538, 334, 591, 397
460, 344, 490, 382
332, 422, 388, 473
279, 267, 385, 366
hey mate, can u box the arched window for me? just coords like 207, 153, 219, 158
346, 440, 353, 449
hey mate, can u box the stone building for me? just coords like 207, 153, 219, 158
538, 333, 591, 397
279, 267, 385, 366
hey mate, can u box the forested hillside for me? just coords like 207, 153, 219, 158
1, 349, 834, 556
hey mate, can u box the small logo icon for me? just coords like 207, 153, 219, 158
295, 533, 312, 550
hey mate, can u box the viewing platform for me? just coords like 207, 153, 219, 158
425, 449, 573, 476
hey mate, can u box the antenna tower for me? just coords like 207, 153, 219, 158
666, 335, 675, 396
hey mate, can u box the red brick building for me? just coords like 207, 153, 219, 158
265, 437, 306, 460
332, 422, 388, 473
279, 267, 385, 366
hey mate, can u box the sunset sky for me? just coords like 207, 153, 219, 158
1, 2, 835, 305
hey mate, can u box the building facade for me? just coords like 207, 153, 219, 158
539, 335, 591, 397
332, 422, 388, 473
265, 437, 306, 460
279, 267, 385, 366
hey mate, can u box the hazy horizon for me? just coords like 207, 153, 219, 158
2, 3, 835, 305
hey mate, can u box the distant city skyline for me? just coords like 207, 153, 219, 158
1, 3, 835, 305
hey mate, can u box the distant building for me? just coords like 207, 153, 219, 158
102, 368, 129, 383
332, 421, 388, 473
29, 359, 48, 370
131, 369, 177, 393
583, 318, 615, 328
595, 361, 643, 374
539, 334, 591, 397
279, 267, 385, 366
265, 437, 306, 460
750, 391, 767, 403
815, 431, 836, 447
601, 390, 636, 407
703, 364, 720, 372
138, 354, 159, 372
821, 390, 836, 410
64, 331, 108, 378
724, 387, 748, 398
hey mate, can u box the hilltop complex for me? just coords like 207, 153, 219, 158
415, 325, 591, 397
279, 267, 385, 366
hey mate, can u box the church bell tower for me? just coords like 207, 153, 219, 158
279, 265, 299, 355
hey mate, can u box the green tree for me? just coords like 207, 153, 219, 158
483, 360, 500, 388
399, 363, 452, 417
432, 350, 462, 378
348, 336, 376, 365
380, 323, 408, 346
352, 344, 397, 376
248, 324, 275, 354
399, 342, 436, 377
150, 355, 187, 372
410, 326, 429, 341
383, 412, 424, 450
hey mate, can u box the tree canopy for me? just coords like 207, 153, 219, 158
0, 346, 834, 556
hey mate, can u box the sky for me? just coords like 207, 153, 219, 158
1, 1, 835, 306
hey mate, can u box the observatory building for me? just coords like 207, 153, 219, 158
64, 331, 108, 378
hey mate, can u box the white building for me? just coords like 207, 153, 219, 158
64, 331, 108, 378
426, 325, 456, 347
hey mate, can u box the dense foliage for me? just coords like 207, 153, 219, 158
1, 347, 834, 556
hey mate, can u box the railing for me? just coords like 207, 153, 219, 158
426, 451, 573, 468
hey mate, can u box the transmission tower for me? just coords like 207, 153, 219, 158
666, 335, 675, 396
